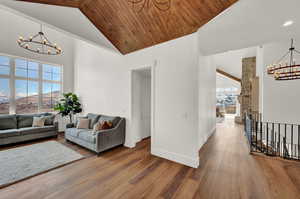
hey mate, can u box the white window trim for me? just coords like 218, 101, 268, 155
0, 53, 63, 114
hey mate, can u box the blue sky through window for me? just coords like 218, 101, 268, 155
0, 56, 62, 107
0, 79, 9, 97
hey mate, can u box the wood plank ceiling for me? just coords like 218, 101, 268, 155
17, 0, 238, 54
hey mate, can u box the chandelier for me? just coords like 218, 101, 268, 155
127, 0, 171, 12
17, 25, 62, 55
267, 39, 300, 81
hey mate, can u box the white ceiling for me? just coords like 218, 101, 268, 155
213, 46, 257, 78
0, 0, 117, 53
198, 0, 300, 55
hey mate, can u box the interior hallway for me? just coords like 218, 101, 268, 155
0, 118, 299, 199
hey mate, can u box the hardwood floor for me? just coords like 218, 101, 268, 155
0, 119, 299, 199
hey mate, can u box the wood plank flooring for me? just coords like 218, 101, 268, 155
0, 118, 299, 199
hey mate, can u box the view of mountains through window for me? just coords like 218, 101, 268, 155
0, 55, 62, 114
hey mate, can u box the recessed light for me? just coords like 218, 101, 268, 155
283, 20, 294, 27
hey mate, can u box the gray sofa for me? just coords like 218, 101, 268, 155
0, 113, 58, 146
65, 113, 126, 154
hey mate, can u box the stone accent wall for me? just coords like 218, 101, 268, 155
236, 57, 257, 122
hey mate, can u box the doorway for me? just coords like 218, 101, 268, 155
131, 67, 152, 146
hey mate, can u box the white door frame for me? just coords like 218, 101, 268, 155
129, 61, 156, 149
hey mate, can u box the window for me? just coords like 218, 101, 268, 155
15, 59, 40, 114
0, 54, 63, 114
16, 80, 39, 114
41, 64, 62, 112
0, 56, 10, 75
0, 78, 9, 114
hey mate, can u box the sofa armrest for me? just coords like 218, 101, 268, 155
95, 118, 126, 152
66, 123, 75, 129
54, 122, 59, 131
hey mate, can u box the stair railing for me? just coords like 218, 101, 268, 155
244, 113, 300, 161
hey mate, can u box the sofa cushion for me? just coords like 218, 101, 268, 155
17, 113, 52, 128
17, 114, 34, 128
65, 128, 85, 138
87, 113, 101, 129
98, 115, 120, 128
75, 116, 88, 127
19, 126, 56, 136
0, 115, 17, 130
78, 131, 96, 144
77, 118, 90, 129
32, 117, 46, 127
44, 115, 55, 126
0, 129, 20, 138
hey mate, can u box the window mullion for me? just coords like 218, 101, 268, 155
9, 58, 16, 114
38, 63, 43, 112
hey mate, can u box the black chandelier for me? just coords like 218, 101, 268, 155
267, 39, 300, 81
17, 25, 62, 55
127, 0, 171, 12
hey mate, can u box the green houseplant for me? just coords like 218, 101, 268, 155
54, 93, 82, 124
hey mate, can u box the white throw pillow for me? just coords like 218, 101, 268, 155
77, 118, 90, 129
93, 122, 101, 133
32, 117, 46, 127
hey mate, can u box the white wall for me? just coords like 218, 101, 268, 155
256, 46, 264, 114
212, 47, 257, 79
262, 39, 300, 124
198, 55, 216, 148
74, 33, 201, 167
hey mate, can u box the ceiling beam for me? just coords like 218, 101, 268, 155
16, 0, 81, 8
216, 69, 241, 83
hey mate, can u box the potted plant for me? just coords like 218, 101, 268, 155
54, 93, 82, 124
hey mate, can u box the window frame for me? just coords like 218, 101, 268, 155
0, 53, 63, 114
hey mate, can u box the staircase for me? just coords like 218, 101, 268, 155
245, 114, 300, 160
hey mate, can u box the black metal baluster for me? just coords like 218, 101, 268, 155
284, 124, 287, 158
278, 123, 281, 156
291, 124, 293, 159
274, 124, 277, 154
256, 121, 258, 152
272, 123, 275, 153
260, 121, 263, 152
298, 125, 300, 160
266, 123, 269, 155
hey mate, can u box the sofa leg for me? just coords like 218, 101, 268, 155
97, 153, 101, 157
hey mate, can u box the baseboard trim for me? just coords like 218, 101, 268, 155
151, 147, 199, 168
124, 142, 136, 148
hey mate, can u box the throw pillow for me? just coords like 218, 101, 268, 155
100, 121, 113, 130
93, 122, 102, 132
44, 115, 55, 126
92, 121, 113, 133
32, 117, 46, 127
77, 118, 90, 129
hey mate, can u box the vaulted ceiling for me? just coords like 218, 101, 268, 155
17, 0, 238, 54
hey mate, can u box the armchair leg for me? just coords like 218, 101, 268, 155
97, 152, 101, 157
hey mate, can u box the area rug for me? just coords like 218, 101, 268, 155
0, 141, 84, 188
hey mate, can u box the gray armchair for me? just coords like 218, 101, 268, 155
64, 114, 126, 154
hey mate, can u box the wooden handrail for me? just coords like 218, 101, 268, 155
216, 69, 241, 83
